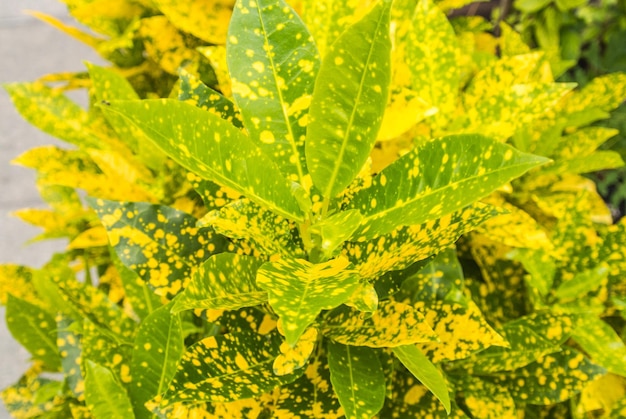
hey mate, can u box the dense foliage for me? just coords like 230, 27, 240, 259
2, 0, 626, 418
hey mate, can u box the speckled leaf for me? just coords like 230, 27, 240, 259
87, 62, 165, 170
5, 295, 61, 371
449, 312, 581, 374
509, 248, 556, 297
0, 264, 38, 306
273, 344, 342, 417
554, 127, 619, 160
84, 360, 134, 419
346, 281, 378, 313
178, 70, 243, 129
57, 315, 84, 398
197, 45, 232, 97
172, 253, 267, 313
572, 316, 626, 377
80, 319, 133, 381
91, 199, 228, 297
397, 0, 459, 118
0, 365, 65, 419
103, 99, 304, 221
392, 344, 451, 414
323, 300, 437, 347
227, 0, 319, 183
555, 264, 609, 301
4, 82, 101, 149
489, 348, 606, 405
563, 72, 626, 115
542, 150, 624, 175
274, 327, 318, 376
152, 0, 234, 45
345, 203, 501, 280
159, 331, 299, 408
462, 378, 517, 419
129, 302, 183, 419
349, 135, 548, 240
305, 0, 392, 200
198, 199, 305, 258
110, 252, 161, 321
256, 256, 360, 345
417, 300, 507, 363
327, 341, 385, 419
309, 209, 363, 263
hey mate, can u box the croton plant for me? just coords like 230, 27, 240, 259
2, 0, 626, 418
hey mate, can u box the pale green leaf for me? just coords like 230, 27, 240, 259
129, 302, 183, 419
103, 99, 304, 221
5, 295, 61, 371
542, 150, 624, 175
555, 264, 609, 301
84, 360, 135, 419
227, 0, 319, 183
309, 209, 363, 262
256, 256, 360, 345
306, 0, 392, 200
572, 316, 626, 377
328, 341, 385, 419
323, 300, 437, 347
57, 316, 84, 398
172, 253, 267, 313
349, 134, 548, 240
554, 127, 619, 160
392, 344, 451, 414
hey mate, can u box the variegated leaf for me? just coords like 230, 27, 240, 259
198, 199, 305, 258
563, 72, 626, 115
91, 199, 228, 297
461, 377, 517, 419
172, 253, 267, 313
256, 256, 360, 345
129, 302, 183, 419
571, 316, 626, 377
103, 99, 304, 221
84, 360, 134, 419
393, 344, 451, 414
323, 300, 437, 347
308, 209, 363, 263
110, 251, 161, 321
348, 134, 548, 240
305, 0, 392, 201
0, 265, 39, 306
327, 342, 385, 419
273, 327, 318, 376
228, 0, 320, 183
158, 331, 300, 408
56, 315, 84, 398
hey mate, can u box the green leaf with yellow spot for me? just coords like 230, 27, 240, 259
345, 203, 503, 280
84, 360, 135, 419
392, 344, 451, 414
0, 365, 65, 418
309, 209, 363, 263
198, 198, 305, 258
327, 341, 385, 419
57, 315, 84, 398
129, 302, 183, 419
542, 150, 625, 175
417, 300, 508, 363
256, 256, 360, 345
227, 0, 320, 183
461, 377, 517, 419
395, 0, 459, 121
563, 72, 626, 115
87, 62, 165, 170
273, 327, 319, 376
323, 300, 437, 347
553, 127, 619, 160
178, 70, 243, 129
349, 134, 548, 240
152, 0, 234, 45
103, 99, 304, 221
305, 0, 392, 201
172, 253, 267, 314
554, 264, 609, 302
4, 82, 101, 149
6, 295, 61, 371
488, 348, 606, 405
91, 199, 228, 298
110, 251, 161, 321
158, 330, 300, 408
0, 264, 39, 306
81, 319, 132, 381
571, 316, 626, 378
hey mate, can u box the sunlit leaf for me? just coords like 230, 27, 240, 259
257, 256, 360, 345
323, 300, 437, 347
462, 377, 517, 419
306, 0, 392, 201
228, 0, 320, 183
0, 264, 39, 306
571, 316, 626, 377
172, 253, 267, 313
348, 134, 548, 240
273, 327, 318, 376
84, 360, 134, 419
309, 209, 363, 263
327, 341, 385, 419
103, 99, 304, 221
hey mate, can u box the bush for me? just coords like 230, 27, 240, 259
2, 0, 626, 417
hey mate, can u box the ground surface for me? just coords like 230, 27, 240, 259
0, 1, 104, 417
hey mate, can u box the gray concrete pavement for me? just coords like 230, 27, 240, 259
1, 1, 104, 417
